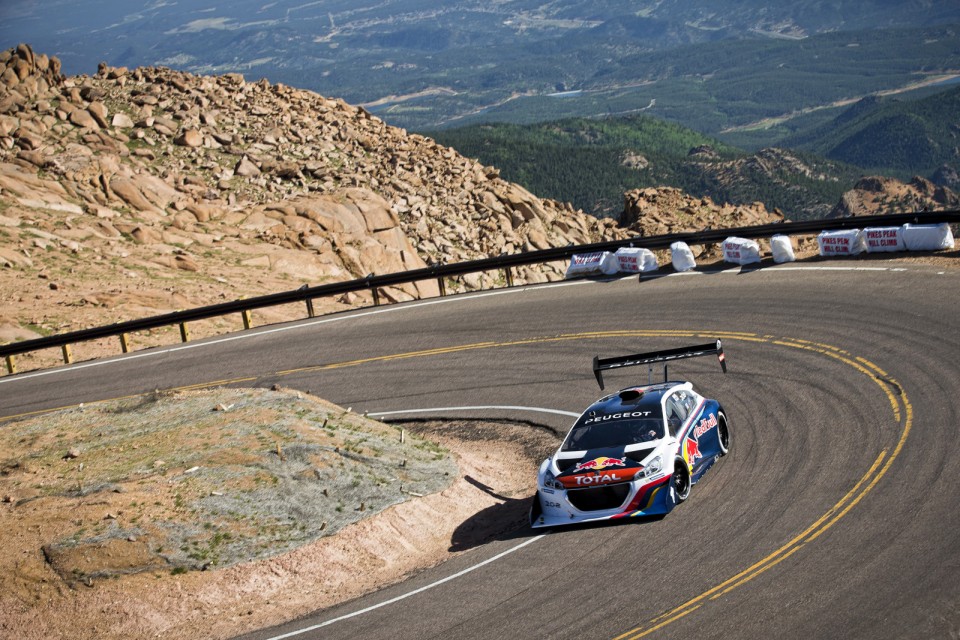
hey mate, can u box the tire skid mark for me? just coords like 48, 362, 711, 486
614, 337, 911, 640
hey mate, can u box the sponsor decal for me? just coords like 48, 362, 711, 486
692, 413, 718, 439
558, 465, 637, 489
573, 456, 627, 473
573, 472, 623, 486
685, 438, 702, 462
583, 410, 652, 425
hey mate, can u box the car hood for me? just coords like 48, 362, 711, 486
554, 446, 644, 489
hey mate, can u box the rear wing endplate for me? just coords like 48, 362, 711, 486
592, 340, 727, 390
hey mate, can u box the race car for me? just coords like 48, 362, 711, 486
531, 341, 730, 528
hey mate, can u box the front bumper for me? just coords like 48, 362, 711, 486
531, 474, 674, 528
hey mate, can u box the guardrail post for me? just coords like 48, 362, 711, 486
305, 298, 315, 318
365, 273, 380, 306
179, 322, 190, 343
4, 355, 15, 375
61, 344, 73, 364
437, 277, 446, 297
241, 309, 253, 330
504, 267, 514, 288
119, 333, 130, 353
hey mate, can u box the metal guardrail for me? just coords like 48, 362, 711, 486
3, 210, 959, 374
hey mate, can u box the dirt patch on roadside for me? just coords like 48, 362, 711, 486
0, 389, 558, 639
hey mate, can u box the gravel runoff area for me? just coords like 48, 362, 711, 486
0, 387, 562, 639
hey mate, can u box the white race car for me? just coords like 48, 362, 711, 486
531, 342, 730, 528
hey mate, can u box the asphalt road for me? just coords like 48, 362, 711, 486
2, 262, 959, 639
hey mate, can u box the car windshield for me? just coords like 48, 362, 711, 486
562, 418, 665, 451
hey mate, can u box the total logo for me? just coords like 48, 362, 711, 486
574, 472, 623, 486
573, 456, 627, 473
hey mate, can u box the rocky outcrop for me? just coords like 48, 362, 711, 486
0, 44, 628, 311
620, 186, 783, 236
619, 187, 786, 259
828, 175, 960, 217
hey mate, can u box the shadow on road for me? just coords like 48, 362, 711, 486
448, 480, 536, 552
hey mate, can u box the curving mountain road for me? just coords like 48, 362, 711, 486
2, 261, 959, 639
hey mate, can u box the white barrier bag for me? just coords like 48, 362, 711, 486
770, 234, 796, 263
817, 229, 866, 256
722, 236, 761, 265
902, 223, 955, 251
565, 251, 619, 278
670, 241, 697, 272
864, 227, 905, 253
614, 247, 658, 273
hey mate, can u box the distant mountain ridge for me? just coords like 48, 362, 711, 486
783, 86, 960, 178
2, 1, 959, 135
430, 117, 863, 220
431, 77, 960, 221
6, 1, 957, 75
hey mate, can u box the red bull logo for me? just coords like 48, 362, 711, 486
685, 438, 702, 462
693, 413, 718, 439
574, 456, 627, 473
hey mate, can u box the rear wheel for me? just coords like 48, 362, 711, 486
672, 461, 691, 503
717, 412, 730, 456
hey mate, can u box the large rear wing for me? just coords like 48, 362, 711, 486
592, 340, 727, 389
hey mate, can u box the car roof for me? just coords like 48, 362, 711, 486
576, 382, 688, 425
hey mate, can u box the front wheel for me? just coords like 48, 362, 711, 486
529, 491, 543, 526
717, 412, 730, 456
672, 461, 691, 503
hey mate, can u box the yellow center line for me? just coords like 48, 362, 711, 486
623, 449, 886, 637
616, 339, 911, 640
275, 330, 759, 377
629, 604, 703, 639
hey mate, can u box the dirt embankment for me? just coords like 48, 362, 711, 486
0, 387, 560, 639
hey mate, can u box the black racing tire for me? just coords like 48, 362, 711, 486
672, 461, 691, 503
529, 491, 543, 526
717, 411, 730, 456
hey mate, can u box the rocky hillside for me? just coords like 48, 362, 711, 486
0, 44, 633, 354
0, 44, 837, 364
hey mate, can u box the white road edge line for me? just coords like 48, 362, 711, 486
368, 405, 580, 418
262, 403, 571, 639
265, 535, 547, 640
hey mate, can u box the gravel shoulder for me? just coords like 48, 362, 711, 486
0, 387, 560, 639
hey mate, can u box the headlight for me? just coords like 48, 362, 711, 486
543, 468, 564, 490
634, 455, 662, 480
